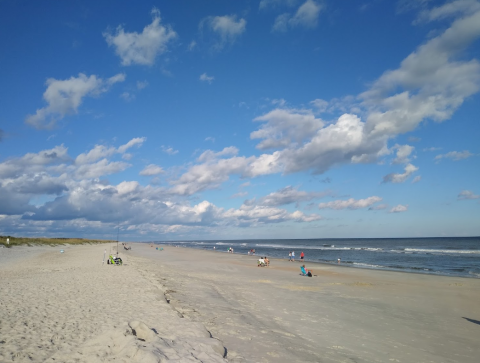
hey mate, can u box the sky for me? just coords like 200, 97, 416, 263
0, 0, 479, 241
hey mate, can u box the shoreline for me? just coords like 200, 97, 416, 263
147, 241, 480, 279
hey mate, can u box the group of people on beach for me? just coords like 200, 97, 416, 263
257, 256, 269, 267
288, 251, 305, 262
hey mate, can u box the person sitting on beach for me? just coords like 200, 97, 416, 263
264, 257, 269, 266
258, 258, 265, 267
301, 265, 313, 276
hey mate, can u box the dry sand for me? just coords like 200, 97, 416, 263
0, 244, 226, 362
1, 243, 479, 363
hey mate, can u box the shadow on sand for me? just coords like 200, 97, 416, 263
463, 317, 480, 326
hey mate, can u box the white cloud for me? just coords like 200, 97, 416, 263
231, 191, 248, 198
223, 203, 321, 224
362, 10, 480, 138
272, 0, 323, 32
140, 164, 164, 176
75, 145, 116, 165
271, 98, 287, 106
416, 0, 480, 23
260, 0, 299, 9
272, 13, 291, 32
280, 113, 386, 174
120, 92, 135, 102
290, 0, 323, 28
198, 147, 238, 162
161, 145, 179, 155
318, 196, 382, 210
368, 203, 389, 211
104, 8, 177, 66
205, 136, 215, 142
246, 186, 329, 207
75, 138, 145, 166
383, 163, 419, 183
457, 190, 480, 200
423, 147, 442, 151
412, 175, 422, 183
435, 150, 473, 161
188, 40, 197, 51
199, 73, 215, 84
136, 80, 149, 89
74, 159, 131, 179
389, 204, 408, 213
170, 156, 251, 195
118, 137, 146, 153
310, 98, 329, 112
392, 144, 415, 164
251, 108, 324, 150
201, 15, 246, 50
26, 73, 125, 129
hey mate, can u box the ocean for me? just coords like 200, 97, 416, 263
152, 237, 480, 278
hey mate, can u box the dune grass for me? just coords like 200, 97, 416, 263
0, 236, 114, 248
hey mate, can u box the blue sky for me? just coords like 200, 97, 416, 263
0, 0, 479, 241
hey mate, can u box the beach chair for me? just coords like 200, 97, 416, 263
108, 255, 123, 265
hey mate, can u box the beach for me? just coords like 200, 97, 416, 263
1, 243, 479, 362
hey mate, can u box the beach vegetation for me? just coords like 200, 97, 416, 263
0, 235, 114, 248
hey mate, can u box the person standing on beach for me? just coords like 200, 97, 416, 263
300, 251, 304, 261
292, 251, 295, 261
288, 251, 292, 261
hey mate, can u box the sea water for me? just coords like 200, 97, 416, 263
152, 237, 480, 278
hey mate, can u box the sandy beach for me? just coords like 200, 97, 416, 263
1, 243, 479, 362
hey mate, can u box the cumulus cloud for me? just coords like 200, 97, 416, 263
251, 186, 329, 207
389, 204, 408, 213
199, 73, 215, 84
223, 203, 321, 224
272, 0, 323, 32
198, 147, 238, 162
140, 164, 164, 176
161, 145, 179, 155
416, 0, 480, 23
383, 163, 419, 183
435, 150, 473, 161
362, 9, 480, 138
104, 8, 177, 66
201, 15, 246, 50
368, 203, 389, 211
252, 108, 324, 150
310, 98, 329, 113
457, 190, 480, 200
318, 196, 383, 210
392, 144, 415, 164
26, 73, 125, 129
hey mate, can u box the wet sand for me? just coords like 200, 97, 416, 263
131, 244, 480, 363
